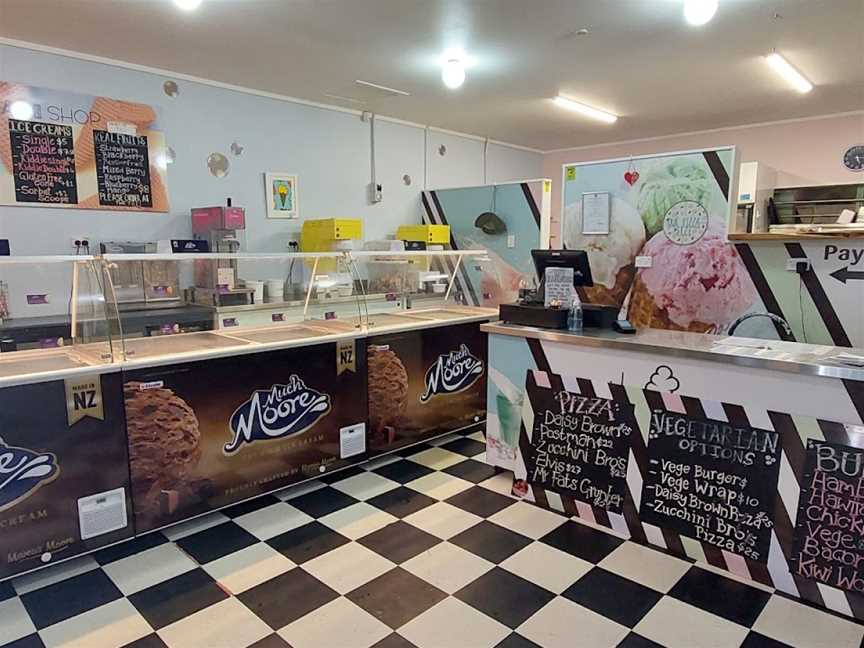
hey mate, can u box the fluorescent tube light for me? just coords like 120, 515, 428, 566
765, 52, 813, 93
553, 96, 618, 123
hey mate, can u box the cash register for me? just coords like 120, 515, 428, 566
499, 249, 626, 331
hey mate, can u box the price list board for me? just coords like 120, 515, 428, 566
93, 131, 152, 208
8, 119, 78, 204
639, 398, 781, 562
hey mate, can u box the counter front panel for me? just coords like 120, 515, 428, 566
123, 339, 368, 533
0, 372, 133, 580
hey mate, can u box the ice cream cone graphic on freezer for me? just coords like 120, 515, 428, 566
564, 197, 646, 307
626, 225, 755, 333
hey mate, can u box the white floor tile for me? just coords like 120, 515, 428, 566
160, 512, 231, 541
488, 501, 566, 539
634, 596, 749, 648
12, 555, 99, 595
158, 597, 271, 648
518, 597, 629, 648
278, 597, 391, 648
275, 479, 327, 501
599, 541, 692, 593
753, 595, 864, 648
399, 597, 510, 648
402, 542, 494, 594
203, 543, 295, 595
406, 472, 473, 501
403, 502, 483, 540
302, 542, 395, 594
408, 447, 467, 470
329, 472, 401, 501
0, 597, 36, 644
40, 598, 152, 648
319, 503, 398, 540
103, 543, 197, 595
467, 431, 486, 443
500, 543, 593, 594
233, 502, 313, 540
477, 472, 517, 498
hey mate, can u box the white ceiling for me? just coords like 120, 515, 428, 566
1, 0, 862, 151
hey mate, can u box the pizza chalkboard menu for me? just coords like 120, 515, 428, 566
8, 119, 78, 204
93, 130, 152, 208
524, 372, 632, 513
639, 403, 781, 561
791, 440, 864, 593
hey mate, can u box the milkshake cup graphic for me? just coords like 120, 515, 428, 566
492, 385, 523, 462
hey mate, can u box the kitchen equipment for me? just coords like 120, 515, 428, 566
736, 162, 777, 234
99, 241, 181, 305
191, 199, 254, 306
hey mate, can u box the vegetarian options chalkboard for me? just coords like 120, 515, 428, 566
639, 397, 781, 561
8, 119, 78, 204
523, 371, 632, 513
791, 440, 864, 593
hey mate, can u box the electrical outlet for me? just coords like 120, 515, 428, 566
71, 237, 92, 251
635, 255, 653, 268
370, 183, 383, 203
786, 258, 811, 273
507, 234, 516, 248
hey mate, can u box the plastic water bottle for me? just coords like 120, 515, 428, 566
567, 294, 583, 333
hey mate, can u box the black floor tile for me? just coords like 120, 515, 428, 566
238, 568, 338, 630
247, 634, 294, 648
455, 567, 555, 629
2, 635, 45, 648
668, 566, 771, 627
450, 521, 532, 564
319, 465, 367, 484
20, 568, 122, 629
441, 437, 487, 457
444, 459, 498, 484
563, 567, 662, 627
367, 486, 437, 518
127, 568, 228, 630
371, 634, 418, 648
267, 521, 350, 564
175, 520, 258, 564
617, 632, 665, 648
445, 485, 515, 518
121, 633, 169, 648
359, 521, 441, 563
347, 567, 447, 630
93, 532, 167, 565
495, 633, 542, 648
222, 495, 281, 518
739, 631, 794, 648
0, 580, 16, 602
371, 460, 435, 485
395, 443, 433, 457
288, 486, 359, 518
539, 520, 623, 564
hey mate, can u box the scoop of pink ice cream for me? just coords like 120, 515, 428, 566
638, 227, 755, 327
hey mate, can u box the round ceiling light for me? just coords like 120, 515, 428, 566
9, 100, 34, 120
441, 58, 466, 89
173, 0, 203, 11
683, 0, 718, 26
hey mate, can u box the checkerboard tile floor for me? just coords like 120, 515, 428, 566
2, 430, 862, 648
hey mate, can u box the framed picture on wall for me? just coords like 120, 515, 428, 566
265, 172, 299, 219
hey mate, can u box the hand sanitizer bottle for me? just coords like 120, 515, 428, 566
567, 292, 583, 333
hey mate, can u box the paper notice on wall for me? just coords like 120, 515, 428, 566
340, 422, 366, 459
78, 488, 128, 540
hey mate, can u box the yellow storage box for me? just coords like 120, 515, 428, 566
301, 218, 363, 252
396, 224, 450, 244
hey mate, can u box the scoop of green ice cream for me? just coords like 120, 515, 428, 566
636, 158, 714, 237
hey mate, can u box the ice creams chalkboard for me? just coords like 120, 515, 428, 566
93, 131, 153, 208
523, 372, 632, 513
8, 120, 78, 204
639, 397, 780, 561
791, 440, 864, 593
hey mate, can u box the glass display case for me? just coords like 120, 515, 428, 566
0, 255, 122, 383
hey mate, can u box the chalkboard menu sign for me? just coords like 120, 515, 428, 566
640, 403, 781, 561
791, 440, 864, 593
8, 119, 78, 204
93, 130, 152, 208
524, 372, 632, 513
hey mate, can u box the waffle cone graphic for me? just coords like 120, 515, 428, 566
579, 264, 635, 308
627, 276, 714, 333
368, 347, 408, 438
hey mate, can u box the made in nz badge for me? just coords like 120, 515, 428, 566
225, 375, 331, 454
420, 344, 484, 402
0, 438, 60, 513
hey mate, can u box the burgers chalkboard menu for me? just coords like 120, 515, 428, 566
791, 440, 864, 593
639, 396, 781, 561
523, 372, 632, 513
93, 131, 152, 208
8, 120, 78, 204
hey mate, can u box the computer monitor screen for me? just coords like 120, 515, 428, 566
531, 249, 593, 288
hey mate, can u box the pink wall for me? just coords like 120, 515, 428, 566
542, 112, 864, 245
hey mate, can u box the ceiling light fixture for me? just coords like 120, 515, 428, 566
173, 0, 202, 11
553, 96, 618, 124
683, 0, 718, 26
765, 52, 813, 93
442, 58, 466, 89
9, 100, 34, 120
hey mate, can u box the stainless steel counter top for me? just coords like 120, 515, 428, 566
481, 322, 864, 382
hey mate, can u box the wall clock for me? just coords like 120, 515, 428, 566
843, 144, 864, 172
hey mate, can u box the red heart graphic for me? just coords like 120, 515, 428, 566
624, 170, 640, 186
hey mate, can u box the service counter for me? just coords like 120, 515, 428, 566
482, 321, 864, 622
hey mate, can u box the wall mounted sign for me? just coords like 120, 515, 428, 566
663, 200, 709, 245
0, 82, 169, 212
581, 191, 611, 235
265, 172, 298, 219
